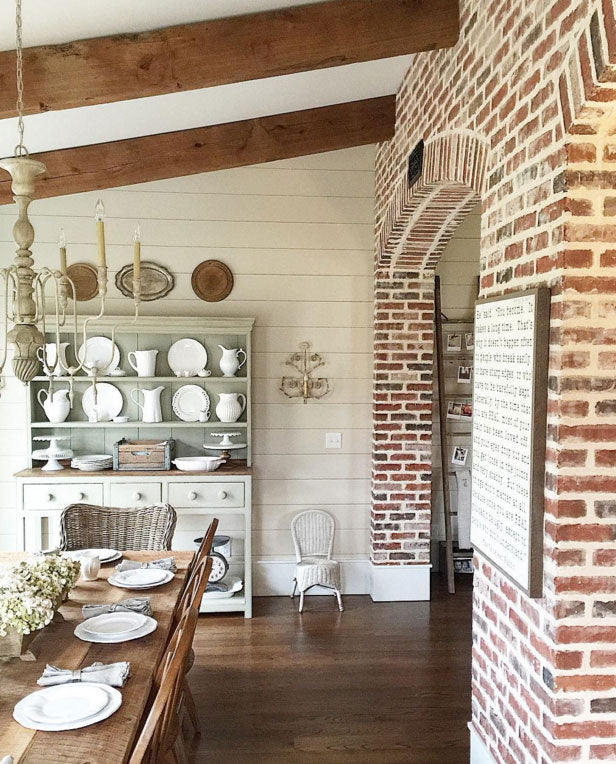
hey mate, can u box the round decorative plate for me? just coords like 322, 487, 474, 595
172, 385, 210, 422
66, 263, 99, 301
191, 260, 234, 302
77, 336, 120, 374
115, 261, 174, 302
167, 338, 208, 376
81, 383, 123, 421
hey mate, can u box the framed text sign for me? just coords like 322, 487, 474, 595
470, 288, 550, 598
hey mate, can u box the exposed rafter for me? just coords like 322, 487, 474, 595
0, 97, 395, 205
0, 0, 459, 118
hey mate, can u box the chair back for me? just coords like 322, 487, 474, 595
59, 503, 176, 551
186, 518, 219, 581
172, 555, 212, 632
291, 510, 335, 562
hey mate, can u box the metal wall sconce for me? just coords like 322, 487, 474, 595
280, 342, 330, 404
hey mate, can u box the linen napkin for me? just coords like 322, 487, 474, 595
37, 661, 130, 688
115, 557, 176, 573
81, 597, 153, 620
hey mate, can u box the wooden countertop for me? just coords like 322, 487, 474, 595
0, 551, 193, 763
15, 461, 252, 478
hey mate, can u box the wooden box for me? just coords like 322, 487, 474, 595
113, 439, 175, 471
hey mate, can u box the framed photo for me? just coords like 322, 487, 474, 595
465, 332, 474, 350
458, 365, 473, 384
452, 446, 468, 466
471, 288, 550, 598
447, 400, 462, 419
446, 333, 462, 352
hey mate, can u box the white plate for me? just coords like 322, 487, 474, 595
81, 384, 123, 421
167, 339, 207, 376
22, 683, 109, 725
203, 576, 243, 599
82, 611, 148, 637
66, 548, 121, 564
108, 569, 174, 590
78, 337, 120, 375
172, 385, 210, 422
14, 684, 121, 731
74, 616, 157, 644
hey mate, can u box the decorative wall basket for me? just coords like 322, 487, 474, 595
115, 261, 174, 301
66, 263, 99, 302
191, 260, 234, 302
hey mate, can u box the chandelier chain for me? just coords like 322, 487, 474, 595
14, 0, 28, 157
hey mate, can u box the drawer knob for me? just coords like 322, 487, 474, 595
218, 490, 228, 500
133, 492, 142, 501
46, 493, 54, 502
74, 492, 85, 502
188, 491, 197, 501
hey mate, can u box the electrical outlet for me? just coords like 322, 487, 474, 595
325, 432, 342, 449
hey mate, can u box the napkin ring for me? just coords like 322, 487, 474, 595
71, 669, 82, 682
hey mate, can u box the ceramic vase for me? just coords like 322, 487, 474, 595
215, 392, 246, 423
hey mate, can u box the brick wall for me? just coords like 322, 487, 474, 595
372, 0, 616, 760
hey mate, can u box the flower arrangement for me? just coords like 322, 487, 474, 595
0, 555, 80, 637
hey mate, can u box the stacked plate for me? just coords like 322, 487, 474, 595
71, 454, 113, 471
108, 568, 174, 590
65, 548, 122, 564
74, 611, 157, 644
13, 683, 122, 731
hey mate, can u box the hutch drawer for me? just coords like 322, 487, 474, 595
168, 481, 245, 509
23, 483, 104, 510
109, 482, 162, 507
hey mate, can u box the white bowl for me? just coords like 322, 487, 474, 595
172, 457, 224, 472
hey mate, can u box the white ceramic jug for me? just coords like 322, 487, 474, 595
215, 392, 246, 423
37, 342, 69, 377
128, 349, 158, 377
80, 552, 100, 581
37, 388, 71, 423
218, 345, 247, 377
131, 386, 164, 423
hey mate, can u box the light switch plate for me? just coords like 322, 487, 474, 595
325, 432, 342, 449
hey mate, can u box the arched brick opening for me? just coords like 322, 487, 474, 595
370, 0, 616, 761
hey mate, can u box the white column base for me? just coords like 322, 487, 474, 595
469, 723, 495, 764
369, 562, 431, 601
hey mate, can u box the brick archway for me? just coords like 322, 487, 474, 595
370, 131, 488, 600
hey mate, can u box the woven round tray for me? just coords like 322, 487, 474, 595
191, 260, 234, 302
66, 263, 98, 301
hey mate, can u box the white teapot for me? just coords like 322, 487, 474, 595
218, 345, 247, 377
215, 392, 246, 423
37, 388, 71, 423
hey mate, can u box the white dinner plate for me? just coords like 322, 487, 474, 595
167, 338, 207, 376
21, 683, 109, 725
74, 616, 157, 644
78, 336, 120, 375
66, 548, 121, 564
108, 569, 174, 590
172, 384, 210, 422
14, 684, 121, 731
82, 611, 148, 638
81, 383, 123, 421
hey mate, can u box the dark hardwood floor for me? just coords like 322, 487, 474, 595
187, 575, 473, 763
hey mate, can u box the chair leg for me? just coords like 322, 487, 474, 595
299, 590, 305, 613
335, 589, 344, 612
183, 681, 200, 736
290, 578, 297, 599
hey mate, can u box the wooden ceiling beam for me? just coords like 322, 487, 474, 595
0, 96, 395, 205
0, 0, 459, 119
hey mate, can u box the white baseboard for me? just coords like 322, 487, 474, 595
469, 724, 495, 764
369, 562, 431, 601
253, 559, 370, 596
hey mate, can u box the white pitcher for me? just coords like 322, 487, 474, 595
128, 349, 158, 377
215, 392, 246, 423
131, 386, 164, 423
37, 388, 71, 423
80, 552, 100, 581
37, 342, 69, 377
218, 345, 247, 377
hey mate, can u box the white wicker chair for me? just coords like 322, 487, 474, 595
290, 510, 343, 613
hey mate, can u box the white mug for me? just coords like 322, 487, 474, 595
128, 349, 158, 377
80, 552, 100, 581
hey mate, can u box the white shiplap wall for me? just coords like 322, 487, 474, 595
431, 203, 481, 563
0, 146, 375, 563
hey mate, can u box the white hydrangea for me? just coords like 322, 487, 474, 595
0, 554, 80, 637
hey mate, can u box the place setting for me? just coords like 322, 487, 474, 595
108, 556, 176, 591
74, 611, 157, 644
65, 547, 122, 564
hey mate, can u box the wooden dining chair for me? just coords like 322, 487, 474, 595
129, 556, 212, 764
59, 503, 177, 551
182, 517, 219, 596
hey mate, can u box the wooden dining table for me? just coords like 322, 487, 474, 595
0, 550, 193, 764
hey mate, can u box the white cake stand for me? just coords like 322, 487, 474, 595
32, 436, 73, 471
203, 432, 247, 461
